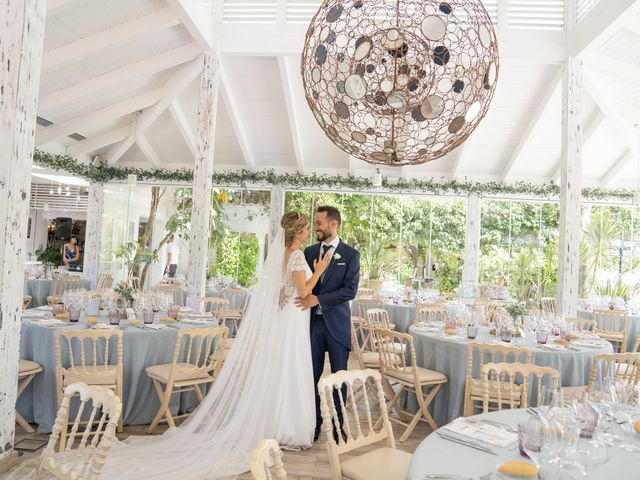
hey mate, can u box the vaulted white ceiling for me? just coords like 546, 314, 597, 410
35, 0, 640, 189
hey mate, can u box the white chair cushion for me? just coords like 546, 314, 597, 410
19, 359, 42, 375
387, 366, 447, 385
146, 363, 211, 383
340, 447, 411, 480
63, 366, 117, 386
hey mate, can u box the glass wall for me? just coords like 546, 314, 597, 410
480, 199, 560, 301
580, 204, 640, 302
284, 191, 466, 294
98, 183, 640, 302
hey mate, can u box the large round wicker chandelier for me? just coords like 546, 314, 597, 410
301, 0, 499, 166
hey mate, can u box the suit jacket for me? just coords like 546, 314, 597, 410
304, 240, 360, 349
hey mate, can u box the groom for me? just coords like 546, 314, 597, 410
295, 206, 360, 441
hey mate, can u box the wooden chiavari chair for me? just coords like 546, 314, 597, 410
481, 362, 560, 413
145, 326, 228, 433
250, 439, 287, 480
318, 369, 411, 480
463, 342, 532, 416
593, 309, 628, 353
54, 329, 124, 431
372, 328, 447, 440
37, 383, 121, 479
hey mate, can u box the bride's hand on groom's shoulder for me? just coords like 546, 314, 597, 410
313, 252, 332, 275
294, 294, 319, 310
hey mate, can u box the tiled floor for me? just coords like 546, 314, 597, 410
2, 355, 433, 479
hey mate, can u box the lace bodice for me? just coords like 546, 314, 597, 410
279, 250, 310, 309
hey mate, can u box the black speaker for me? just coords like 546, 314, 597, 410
54, 217, 72, 241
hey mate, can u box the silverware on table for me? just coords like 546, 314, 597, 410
436, 431, 498, 455
425, 472, 493, 480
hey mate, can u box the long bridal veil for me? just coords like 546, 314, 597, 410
101, 228, 288, 479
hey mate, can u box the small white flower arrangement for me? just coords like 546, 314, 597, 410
333, 253, 342, 261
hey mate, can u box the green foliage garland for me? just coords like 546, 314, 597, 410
34, 149, 634, 201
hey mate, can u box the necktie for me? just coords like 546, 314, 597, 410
320, 244, 332, 284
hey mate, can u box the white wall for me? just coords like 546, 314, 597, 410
26, 209, 49, 260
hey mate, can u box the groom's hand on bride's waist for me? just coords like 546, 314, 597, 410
294, 294, 319, 310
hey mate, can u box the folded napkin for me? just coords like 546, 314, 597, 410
36, 306, 53, 311
442, 418, 517, 448
92, 324, 119, 330
28, 319, 66, 326
540, 343, 564, 351
182, 318, 213, 325
185, 313, 213, 319
145, 324, 171, 331
497, 461, 538, 478
22, 312, 50, 318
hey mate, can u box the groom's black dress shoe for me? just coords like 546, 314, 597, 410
313, 426, 321, 442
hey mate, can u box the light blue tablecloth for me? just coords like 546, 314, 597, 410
407, 408, 640, 480
17, 312, 212, 432
578, 309, 640, 352
409, 325, 614, 425
23, 278, 91, 307
351, 300, 466, 333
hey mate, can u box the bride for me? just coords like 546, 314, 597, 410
99, 212, 331, 479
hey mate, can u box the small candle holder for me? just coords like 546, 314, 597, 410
68, 307, 81, 323
143, 310, 154, 324
108, 310, 120, 326
537, 329, 548, 344
466, 324, 478, 340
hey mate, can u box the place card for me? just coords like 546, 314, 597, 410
442, 418, 517, 448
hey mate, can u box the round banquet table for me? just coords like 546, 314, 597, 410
578, 309, 640, 353
17, 311, 213, 432
408, 325, 614, 426
407, 408, 640, 480
23, 278, 91, 307
351, 300, 468, 333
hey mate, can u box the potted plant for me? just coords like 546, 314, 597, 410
363, 244, 395, 291
36, 246, 62, 276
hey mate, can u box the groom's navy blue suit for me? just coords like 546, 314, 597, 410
304, 240, 360, 429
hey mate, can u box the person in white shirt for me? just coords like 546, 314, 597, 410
164, 234, 179, 278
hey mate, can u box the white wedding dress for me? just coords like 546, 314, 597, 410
99, 228, 315, 479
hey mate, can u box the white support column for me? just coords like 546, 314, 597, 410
186, 50, 219, 309
462, 194, 481, 287
0, 0, 46, 461
269, 186, 285, 242
84, 184, 104, 289
557, 58, 583, 317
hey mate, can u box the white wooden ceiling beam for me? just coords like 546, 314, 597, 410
277, 56, 305, 173
601, 149, 635, 187
219, 62, 256, 171
501, 67, 563, 182
36, 88, 164, 145
46, 0, 92, 16
551, 110, 605, 182
573, 0, 640, 55
583, 68, 639, 156
106, 57, 203, 165
42, 8, 180, 72
66, 125, 132, 156
135, 135, 162, 167
168, 100, 196, 156
39, 43, 200, 113
166, 0, 214, 50
585, 52, 640, 93
219, 28, 567, 63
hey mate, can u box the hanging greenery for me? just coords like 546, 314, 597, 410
33, 149, 635, 201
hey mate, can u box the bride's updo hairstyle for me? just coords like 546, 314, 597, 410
281, 212, 309, 247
